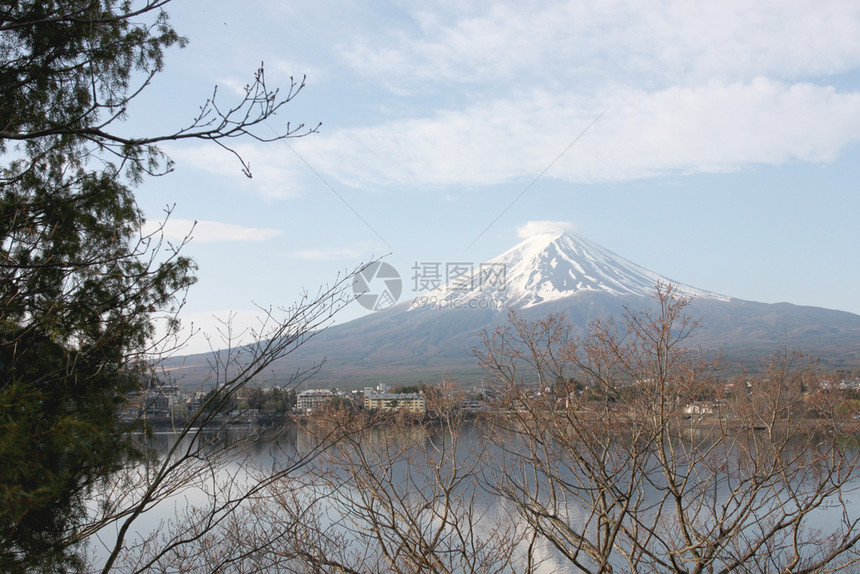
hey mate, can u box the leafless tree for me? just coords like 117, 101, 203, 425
126, 384, 527, 574
281, 393, 525, 574
74, 266, 371, 574
76, 283, 860, 573
477, 283, 860, 573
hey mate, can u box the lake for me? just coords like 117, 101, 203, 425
85, 419, 860, 573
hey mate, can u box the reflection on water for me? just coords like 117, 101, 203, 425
87, 422, 860, 573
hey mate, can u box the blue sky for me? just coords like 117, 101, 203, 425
131, 0, 860, 354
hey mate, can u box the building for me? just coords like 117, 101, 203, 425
363, 389, 426, 414
297, 388, 335, 413
123, 383, 183, 419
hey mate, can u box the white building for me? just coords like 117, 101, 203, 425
297, 389, 335, 413
363, 389, 426, 414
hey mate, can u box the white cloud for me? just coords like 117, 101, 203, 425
294, 79, 860, 187
144, 219, 283, 244
343, 0, 860, 89
516, 221, 578, 239
169, 0, 860, 195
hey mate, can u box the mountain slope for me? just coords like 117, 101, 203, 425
168, 233, 860, 387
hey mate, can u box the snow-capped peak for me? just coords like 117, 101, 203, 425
409, 231, 729, 311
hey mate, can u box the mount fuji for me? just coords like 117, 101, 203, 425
172, 232, 860, 387
410, 232, 729, 312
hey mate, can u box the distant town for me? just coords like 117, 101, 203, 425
122, 372, 860, 429
120, 380, 489, 427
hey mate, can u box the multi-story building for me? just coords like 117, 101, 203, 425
296, 388, 335, 413
363, 389, 426, 414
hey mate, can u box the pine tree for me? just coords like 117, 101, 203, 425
0, 2, 310, 570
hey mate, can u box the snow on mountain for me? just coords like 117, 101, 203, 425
167, 231, 860, 386
409, 232, 730, 311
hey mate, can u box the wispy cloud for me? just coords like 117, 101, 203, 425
144, 219, 283, 244
342, 0, 860, 88
298, 80, 860, 187
174, 0, 860, 195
